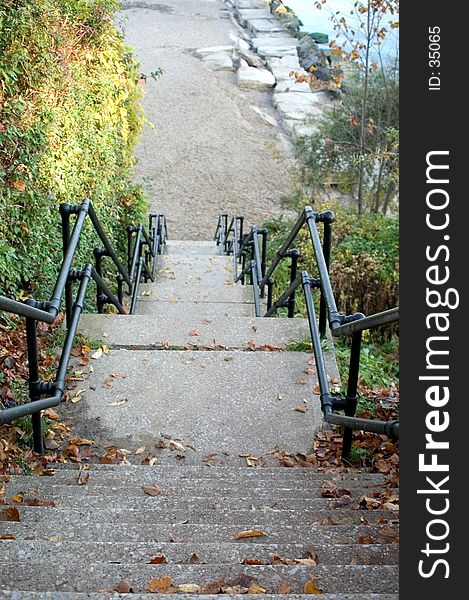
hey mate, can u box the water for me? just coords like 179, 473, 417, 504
283, 0, 399, 61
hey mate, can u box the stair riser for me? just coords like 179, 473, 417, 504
0, 564, 399, 594
0, 505, 399, 525
0, 523, 399, 545
0, 541, 398, 566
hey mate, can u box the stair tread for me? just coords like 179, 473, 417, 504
65, 350, 334, 458
78, 315, 310, 349
0, 563, 399, 594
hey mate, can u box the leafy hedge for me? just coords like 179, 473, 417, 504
0, 0, 147, 298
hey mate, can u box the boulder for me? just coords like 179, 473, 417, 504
196, 45, 234, 57
275, 79, 311, 93
237, 48, 266, 68
237, 66, 276, 89
202, 52, 235, 72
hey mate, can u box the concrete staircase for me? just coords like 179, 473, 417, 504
0, 240, 399, 597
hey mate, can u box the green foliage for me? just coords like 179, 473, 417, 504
0, 0, 148, 297
297, 65, 399, 213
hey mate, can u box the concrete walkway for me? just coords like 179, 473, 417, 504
120, 0, 294, 239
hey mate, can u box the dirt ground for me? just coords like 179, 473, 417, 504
120, 0, 295, 239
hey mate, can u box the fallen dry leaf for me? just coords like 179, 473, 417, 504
277, 581, 293, 594
70, 389, 85, 403
0, 507, 20, 522
189, 552, 200, 564
0, 533, 16, 540
146, 576, 174, 593
134, 446, 145, 455
111, 373, 126, 379
48, 535, 62, 542
91, 348, 103, 360
178, 584, 200, 593
108, 398, 128, 406
379, 528, 400, 543
143, 485, 162, 497
188, 328, 200, 337
148, 555, 167, 564
242, 559, 264, 565
199, 580, 223, 594
294, 403, 309, 413
114, 580, 134, 593
304, 578, 324, 594
358, 534, 374, 544
234, 529, 265, 540
77, 471, 90, 485
248, 582, 267, 594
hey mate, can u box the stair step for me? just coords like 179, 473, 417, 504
0, 563, 399, 594
137, 302, 256, 317
156, 255, 233, 273
165, 241, 220, 256
0, 522, 399, 545
3, 474, 389, 495
78, 315, 310, 349
3, 592, 394, 599
137, 284, 257, 304
0, 505, 398, 526
0, 540, 399, 566
10, 463, 388, 481
64, 350, 334, 457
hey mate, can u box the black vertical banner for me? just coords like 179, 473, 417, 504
400, 1, 466, 597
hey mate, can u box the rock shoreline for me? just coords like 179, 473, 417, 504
194, 0, 337, 138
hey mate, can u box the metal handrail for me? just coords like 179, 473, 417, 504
0, 199, 165, 450
217, 208, 399, 458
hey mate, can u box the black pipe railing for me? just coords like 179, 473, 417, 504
216, 209, 399, 458
0, 199, 166, 450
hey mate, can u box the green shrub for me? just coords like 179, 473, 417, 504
265, 200, 399, 325
0, 0, 147, 298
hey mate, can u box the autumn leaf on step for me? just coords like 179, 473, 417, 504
114, 580, 134, 593
189, 552, 200, 564
108, 398, 128, 406
0, 533, 16, 540
199, 580, 223, 594
304, 578, 324, 594
148, 555, 167, 564
312, 384, 321, 395
143, 485, 162, 496
77, 471, 90, 485
277, 581, 292, 594
134, 446, 145, 455
91, 348, 103, 360
294, 403, 309, 413
69, 438, 95, 446
248, 582, 267, 594
111, 373, 126, 379
188, 328, 200, 337
359, 495, 382, 509
379, 528, 400, 543
178, 584, 201, 593
358, 534, 374, 544
242, 559, 264, 565
234, 529, 266, 540
146, 576, 175, 593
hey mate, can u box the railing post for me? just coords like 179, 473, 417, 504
285, 249, 300, 318
318, 210, 334, 337
60, 204, 73, 329
240, 251, 247, 285
267, 277, 274, 312
259, 228, 268, 298
238, 217, 244, 255
342, 331, 362, 459
117, 275, 124, 307
93, 248, 107, 314
127, 226, 134, 277
26, 316, 43, 454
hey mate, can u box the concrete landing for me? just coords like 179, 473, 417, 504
76, 349, 331, 456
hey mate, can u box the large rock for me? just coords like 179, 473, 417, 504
236, 8, 274, 28
248, 18, 286, 34
267, 55, 301, 71
196, 45, 234, 56
273, 92, 324, 120
237, 47, 266, 68
202, 52, 234, 71
237, 66, 276, 89
275, 79, 312, 93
